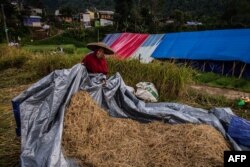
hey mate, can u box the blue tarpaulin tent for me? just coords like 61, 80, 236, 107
152, 29, 250, 63
152, 29, 250, 78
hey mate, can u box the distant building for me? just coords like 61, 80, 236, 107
166, 20, 175, 24
97, 10, 114, 27
62, 16, 73, 23
98, 10, 114, 20
55, 9, 73, 23
11, 1, 18, 6
10, 0, 23, 10
80, 12, 91, 28
31, 8, 43, 15
100, 19, 113, 26
186, 21, 202, 26
23, 16, 42, 27
86, 9, 96, 20
55, 10, 60, 16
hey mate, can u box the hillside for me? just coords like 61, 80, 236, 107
23, 0, 115, 11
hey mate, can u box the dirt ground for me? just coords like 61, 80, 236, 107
190, 85, 250, 100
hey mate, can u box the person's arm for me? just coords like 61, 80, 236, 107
81, 56, 85, 64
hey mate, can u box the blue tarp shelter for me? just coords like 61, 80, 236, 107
152, 29, 250, 63
152, 29, 250, 78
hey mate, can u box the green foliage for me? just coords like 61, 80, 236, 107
0, 45, 193, 100
112, 0, 250, 33
184, 90, 233, 109
0, 68, 35, 88
30, 35, 85, 47
195, 72, 220, 83
28, 26, 116, 47
0, 46, 29, 71
28, 54, 72, 77
195, 72, 250, 93
24, 0, 115, 11
108, 58, 193, 100
0, 45, 87, 89
23, 44, 76, 54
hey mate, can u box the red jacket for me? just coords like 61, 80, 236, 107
81, 51, 108, 75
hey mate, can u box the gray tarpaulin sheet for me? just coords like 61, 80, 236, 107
12, 64, 249, 167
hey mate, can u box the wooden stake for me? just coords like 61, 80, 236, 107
222, 62, 224, 75
238, 63, 246, 79
202, 61, 206, 72
232, 61, 236, 76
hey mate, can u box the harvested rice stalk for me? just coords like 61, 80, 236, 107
62, 91, 230, 167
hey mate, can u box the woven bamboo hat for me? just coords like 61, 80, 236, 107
87, 42, 114, 55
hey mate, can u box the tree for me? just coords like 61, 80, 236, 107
60, 6, 76, 17
114, 0, 136, 31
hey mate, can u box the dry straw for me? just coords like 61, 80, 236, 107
63, 91, 231, 167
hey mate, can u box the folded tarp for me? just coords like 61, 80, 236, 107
110, 33, 149, 59
152, 29, 250, 63
12, 64, 249, 166
131, 34, 165, 63
228, 116, 250, 148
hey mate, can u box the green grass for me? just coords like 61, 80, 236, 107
108, 59, 194, 100
0, 68, 35, 88
183, 90, 250, 120
23, 44, 77, 54
0, 85, 30, 167
0, 45, 88, 89
28, 35, 86, 47
195, 72, 250, 92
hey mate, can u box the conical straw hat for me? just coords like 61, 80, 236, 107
87, 42, 114, 55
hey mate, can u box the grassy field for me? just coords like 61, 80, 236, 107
23, 44, 76, 54
0, 45, 250, 166
195, 72, 250, 93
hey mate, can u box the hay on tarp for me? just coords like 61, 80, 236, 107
62, 91, 231, 167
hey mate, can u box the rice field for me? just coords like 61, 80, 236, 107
0, 45, 249, 166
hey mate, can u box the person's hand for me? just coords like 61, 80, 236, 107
101, 79, 106, 86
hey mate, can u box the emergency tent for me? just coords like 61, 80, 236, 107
109, 33, 149, 59
12, 64, 250, 166
151, 29, 250, 78
152, 29, 250, 63
131, 34, 165, 63
102, 29, 250, 78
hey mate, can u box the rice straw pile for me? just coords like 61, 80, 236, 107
62, 91, 230, 167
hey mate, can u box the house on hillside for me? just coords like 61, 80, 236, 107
86, 9, 96, 20
80, 12, 91, 28
55, 9, 73, 23
186, 21, 202, 26
97, 10, 114, 27
31, 8, 43, 15
100, 19, 113, 26
22, 6, 43, 16
23, 16, 42, 27
79, 9, 114, 27
98, 10, 114, 20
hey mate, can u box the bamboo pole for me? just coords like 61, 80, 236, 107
202, 61, 206, 72
222, 62, 224, 75
232, 61, 236, 76
238, 63, 246, 79
1, 4, 9, 44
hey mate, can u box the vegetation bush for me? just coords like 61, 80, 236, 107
195, 72, 250, 92
23, 45, 76, 54
0, 46, 29, 70
29, 35, 85, 47
108, 58, 194, 100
